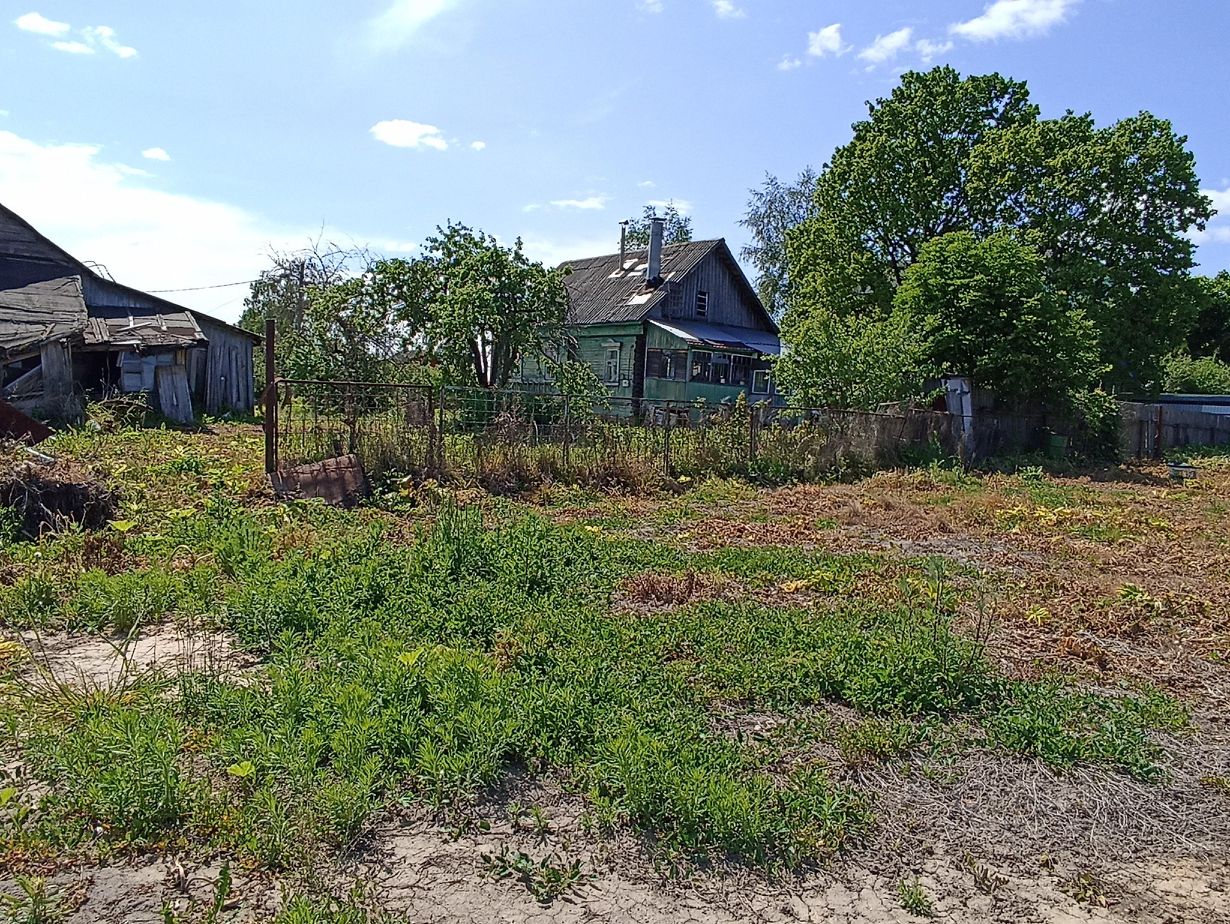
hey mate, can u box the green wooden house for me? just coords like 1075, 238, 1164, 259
522, 221, 780, 410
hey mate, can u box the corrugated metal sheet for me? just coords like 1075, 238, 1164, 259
0, 277, 88, 357
648, 319, 781, 356
560, 240, 723, 325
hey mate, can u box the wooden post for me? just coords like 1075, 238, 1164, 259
264, 318, 277, 474
561, 395, 572, 474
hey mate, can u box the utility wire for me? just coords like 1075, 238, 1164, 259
146, 278, 258, 294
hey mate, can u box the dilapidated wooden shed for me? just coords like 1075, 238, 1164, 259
0, 203, 259, 422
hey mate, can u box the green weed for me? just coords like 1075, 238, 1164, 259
897, 877, 935, 917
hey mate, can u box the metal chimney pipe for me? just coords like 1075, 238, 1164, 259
619, 220, 629, 270
647, 217, 664, 284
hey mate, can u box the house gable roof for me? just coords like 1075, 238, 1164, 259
560, 238, 776, 333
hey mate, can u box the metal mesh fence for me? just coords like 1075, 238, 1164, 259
272, 381, 981, 488
272, 380, 1157, 487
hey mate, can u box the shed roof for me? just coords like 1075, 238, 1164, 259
0, 277, 89, 358
649, 319, 781, 356
0, 202, 260, 345
82, 308, 206, 351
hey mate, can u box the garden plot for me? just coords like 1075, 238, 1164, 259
1, 425, 1228, 923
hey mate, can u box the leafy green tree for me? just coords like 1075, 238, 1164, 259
239, 242, 396, 382
1161, 351, 1230, 394
624, 202, 693, 248
775, 307, 930, 410
739, 168, 817, 319
385, 223, 569, 389
969, 112, 1212, 388
787, 68, 1038, 320
894, 232, 1103, 403
783, 66, 1213, 394
1188, 271, 1230, 359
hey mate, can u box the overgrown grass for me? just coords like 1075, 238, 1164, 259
0, 428, 1194, 878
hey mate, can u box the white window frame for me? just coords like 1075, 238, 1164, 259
696, 290, 709, 319
604, 346, 621, 385
751, 368, 771, 395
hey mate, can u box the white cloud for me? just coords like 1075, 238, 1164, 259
14, 12, 69, 36
777, 55, 802, 71
647, 198, 693, 215
711, 0, 745, 20
549, 196, 609, 211
0, 129, 413, 320
950, 0, 1078, 42
364, 0, 456, 51
50, 39, 93, 54
370, 119, 449, 151
638, 0, 664, 13
0, 130, 299, 319
858, 27, 914, 64
916, 37, 954, 63
637, 179, 656, 189
83, 25, 137, 58
19, 16, 138, 57
521, 231, 625, 268
141, 147, 171, 162
1192, 187, 1230, 245
807, 23, 849, 58
469, 140, 487, 151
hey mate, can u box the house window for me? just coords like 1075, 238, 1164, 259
690, 351, 712, 383
646, 349, 687, 380
711, 353, 731, 385
696, 291, 709, 319
666, 287, 683, 318
752, 368, 771, 395
731, 354, 750, 386
605, 346, 621, 385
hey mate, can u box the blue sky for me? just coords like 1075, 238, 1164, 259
2, 0, 1229, 320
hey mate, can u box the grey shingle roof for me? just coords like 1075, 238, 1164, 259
560, 239, 722, 326
0, 276, 88, 357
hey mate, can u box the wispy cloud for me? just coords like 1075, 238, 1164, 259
82, 25, 137, 58
807, 23, 849, 58
950, 0, 1078, 42
370, 119, 449, 151
15, 13, 137, 57
858, 27, 913, 65
141, 147, 171, 162
549, 196, 609, 211
647, 198, 693, 215
50, 39, 92, 54
711, 0, 745, 20
363, 0, 456, 52
916, 37, 954, 63
637, 180, 656, 189
777, 55, 802, 72
638, 0, 664, 13
470, 140, 487, 151
1192, 187, 1230, 245
0, 128, 429, 319
14, 11, 69, 36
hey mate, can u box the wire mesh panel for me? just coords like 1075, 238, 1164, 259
269, 379, 999, 488
275, 380, 435, 477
